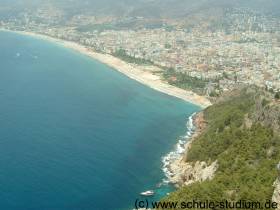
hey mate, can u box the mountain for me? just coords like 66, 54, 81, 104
1, 0, 280, 20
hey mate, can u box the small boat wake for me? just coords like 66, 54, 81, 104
138, 113, 196, 199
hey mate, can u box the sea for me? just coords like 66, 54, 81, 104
0, 30, 200, 210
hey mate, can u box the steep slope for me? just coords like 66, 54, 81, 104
162, 86, 280, 209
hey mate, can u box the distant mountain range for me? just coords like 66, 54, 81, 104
1, 0, 280, 20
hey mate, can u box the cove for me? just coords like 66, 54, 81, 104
0, 31, 200, 210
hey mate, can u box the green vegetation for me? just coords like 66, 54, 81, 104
275, 92, 280, 100
209, 90, 220, 97
163, 68, 210, 95
162, 88, 280, 209
187, 88, 273, 160
165, 43, 172, 49
111, 50, 217, 96
111, 51, 220, 96
111, 53, 212, 95
112, 49, 153, 65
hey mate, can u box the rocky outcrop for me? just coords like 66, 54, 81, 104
252, 94, 280, 132
169, 159, 218, 187
272, 179, 280, 210
167, 112, 218, 187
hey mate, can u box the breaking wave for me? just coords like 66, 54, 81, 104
161, 113, 196, 184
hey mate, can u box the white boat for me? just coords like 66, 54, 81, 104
140, 190, 155, 196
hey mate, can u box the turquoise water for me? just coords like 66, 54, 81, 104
0, 31, 200, 210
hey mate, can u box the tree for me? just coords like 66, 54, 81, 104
275, 92, 280, 100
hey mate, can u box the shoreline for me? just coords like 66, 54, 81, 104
0, 28, 211, 108
0, 28, 211, 201
161, 112, 196, 184
166, 112, 217, 187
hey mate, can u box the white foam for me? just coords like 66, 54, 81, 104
161, 113, 196, 183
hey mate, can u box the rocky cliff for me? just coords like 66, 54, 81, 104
168, 112, 218, 187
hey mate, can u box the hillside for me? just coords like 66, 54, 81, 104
1, 0, 280, 20
162, 86, 280, 209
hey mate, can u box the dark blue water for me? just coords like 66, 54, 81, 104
0, 31, 200, 210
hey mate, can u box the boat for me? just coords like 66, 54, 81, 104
140, 190, 155, 196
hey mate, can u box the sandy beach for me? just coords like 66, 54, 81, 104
0, 29, 212, 108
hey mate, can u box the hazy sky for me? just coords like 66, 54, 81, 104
0, 0, 280, 18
